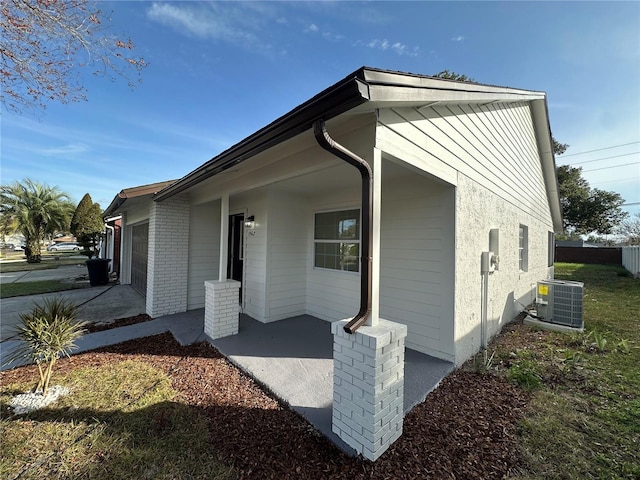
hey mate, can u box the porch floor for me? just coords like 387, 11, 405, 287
208, 314, 455, 454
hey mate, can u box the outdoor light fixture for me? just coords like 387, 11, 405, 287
244, 216, 255, 229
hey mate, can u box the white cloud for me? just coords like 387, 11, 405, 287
356, 38, 420, 57
146, 2, 279, 54
306, 23, 319, 32
451, 35, 465, 42
37, 143, 90, 157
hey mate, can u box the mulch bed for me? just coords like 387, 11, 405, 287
1, 332, 529, 479
84, 314, 153, 333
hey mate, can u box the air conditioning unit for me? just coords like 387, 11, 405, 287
535, 280, 584, 329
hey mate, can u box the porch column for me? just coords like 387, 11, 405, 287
204, 279, 240, 339
219, 193, 229, 281
368, 147, 382, 326
332, 318, 407, 461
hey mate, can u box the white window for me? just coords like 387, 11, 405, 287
519, 225, 528, 272
314, 209, 360, 272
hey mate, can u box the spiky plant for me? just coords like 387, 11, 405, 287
8, 298, 86, 395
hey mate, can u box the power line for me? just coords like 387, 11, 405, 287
559, 141, 640, 157
568, 151, 639, 166
591, 177, 640, 185
582, 161, 639, 173
622, 202, 640, 206
589, 177, 640, 185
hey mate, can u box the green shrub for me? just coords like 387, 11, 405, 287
6, 297, 86, 395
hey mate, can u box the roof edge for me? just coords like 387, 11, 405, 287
155, 67, 551, 202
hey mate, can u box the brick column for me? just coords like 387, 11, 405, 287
204, 280, 240, 339
331, 319, 407, 461
147, 196, 190, 317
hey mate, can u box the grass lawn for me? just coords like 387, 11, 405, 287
491, 263, 640, 479
0, 361, 234, 480
0, 255, 84, 273
0, 280, 87, 299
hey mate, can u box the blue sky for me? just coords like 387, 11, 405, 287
2, 1, 639, 220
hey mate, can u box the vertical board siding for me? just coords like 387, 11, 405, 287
379, 172, 455, 360
378, 103, 552, 227
265, 191, 308, 322
187, 200, 221, 310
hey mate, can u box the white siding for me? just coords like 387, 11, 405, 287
187, 200, 221, 310
231, 190, 268, 321
377, 103, 555, 365
265, 191, 308, 322
306, 188, 361, 322
378, 103, 550, 225
379, 169, 455, 361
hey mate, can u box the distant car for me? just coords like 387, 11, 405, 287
47, 242, 80, 252
0, 243, 15, 250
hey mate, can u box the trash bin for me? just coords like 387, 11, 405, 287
86, 258, 111, 286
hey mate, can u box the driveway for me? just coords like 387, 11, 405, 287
0, 265, 146, 342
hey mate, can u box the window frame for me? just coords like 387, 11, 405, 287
547, 231, 555, 267
519, 224, 529, 272
313, 208, 361, 273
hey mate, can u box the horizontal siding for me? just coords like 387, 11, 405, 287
187, 201, 220, 310
379, 168, 455, 361
265, 191, 308, 322
378, 103, 552, 227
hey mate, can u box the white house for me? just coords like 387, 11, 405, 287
104, 67, 562, 459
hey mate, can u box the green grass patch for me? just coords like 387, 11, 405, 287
0, 360, 234, 480
510, 263, 640, 479
0, 280, 86, 299
0, 256, 84, 273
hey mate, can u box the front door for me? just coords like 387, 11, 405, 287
227, 214, 244, 295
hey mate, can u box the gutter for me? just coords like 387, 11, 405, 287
313, 120, 372, 334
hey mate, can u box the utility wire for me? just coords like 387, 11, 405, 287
591, 177, 640, 186
559, 141, 640, 157
582, 161, 639, 173
568, 151, 639, 166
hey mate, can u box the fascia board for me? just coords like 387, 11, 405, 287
531, 99, 563, 232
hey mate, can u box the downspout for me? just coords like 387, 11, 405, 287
105, 224, 115, 272
313, 119, 373, 334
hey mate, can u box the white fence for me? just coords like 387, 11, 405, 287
622, 246, 640, 277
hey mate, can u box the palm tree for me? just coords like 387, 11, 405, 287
0, 179, 74, 263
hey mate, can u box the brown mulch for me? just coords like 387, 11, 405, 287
84, 314, 153, 333
1, 333, 530, 479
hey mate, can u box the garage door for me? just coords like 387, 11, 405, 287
131, 223, 149, 297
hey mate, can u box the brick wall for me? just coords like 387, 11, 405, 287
146, 195, 190, 317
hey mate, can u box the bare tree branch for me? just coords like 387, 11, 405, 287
1, 0, 147, 113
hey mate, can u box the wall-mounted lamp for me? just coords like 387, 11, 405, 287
244, 215, 255, 229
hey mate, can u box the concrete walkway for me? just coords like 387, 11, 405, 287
1, 264, 148, 363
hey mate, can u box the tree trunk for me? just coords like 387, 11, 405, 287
25, 238, 42, 263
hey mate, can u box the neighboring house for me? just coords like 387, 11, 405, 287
104, 67, 562, 459
102, 180, 176, 293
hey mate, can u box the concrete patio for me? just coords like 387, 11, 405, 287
208, 313, 455, 454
